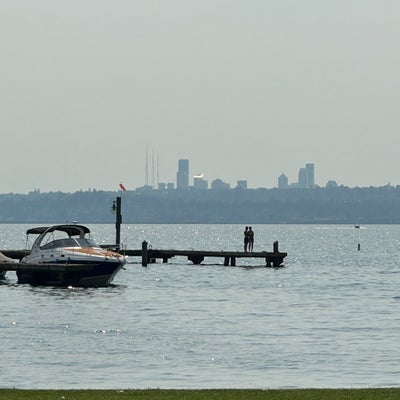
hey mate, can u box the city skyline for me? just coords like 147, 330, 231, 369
1, 2, 400, 194
9, 155, 399, 194
140, 158, 378, 192
154, 158, 319, 190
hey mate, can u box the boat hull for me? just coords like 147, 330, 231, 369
16, 261, 123, 287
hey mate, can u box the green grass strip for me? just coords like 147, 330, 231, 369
1, 389, 400, 400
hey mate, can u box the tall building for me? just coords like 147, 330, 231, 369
278, 173, 288, 189
176, 159, 189, 189
306, 163, 315, 188
298, 168, 308, 188
280, 163, 315, 189
193, 175, 208, 190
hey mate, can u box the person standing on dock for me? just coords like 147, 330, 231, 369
244, 226, 249, 252
248, 227, 254, 252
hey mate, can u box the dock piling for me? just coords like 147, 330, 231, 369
142, 241, 148, 266
224, 256, 236, 266
113, 196, 122, 250
188, 255, 204, 265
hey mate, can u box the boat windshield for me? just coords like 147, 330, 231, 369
75, 238, 98, 247
40, 237, 99, 250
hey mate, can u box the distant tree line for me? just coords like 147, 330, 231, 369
0, 185, 400, 224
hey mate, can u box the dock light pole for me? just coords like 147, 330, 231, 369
112, 196, 122, 249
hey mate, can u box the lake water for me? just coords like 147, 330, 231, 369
1, 224, 400, 389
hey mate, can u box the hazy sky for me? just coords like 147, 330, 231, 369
1, 1, 399, 193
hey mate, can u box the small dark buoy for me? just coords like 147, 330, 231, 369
357, 243, 361, 251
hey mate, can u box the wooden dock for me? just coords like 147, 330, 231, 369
1, 241, 287, 268
134, 241, 286, 267
139, 249, 286, 267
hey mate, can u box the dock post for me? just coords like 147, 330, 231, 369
142, 241, 148, 267
230, 257, 236, 266
188, 255, 204, 265
224, 257, 229, 266
273, 257, 283, 268
273, 241, 279, 253
115, 196, 122, 250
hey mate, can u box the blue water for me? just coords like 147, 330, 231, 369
1, 224, 400, 389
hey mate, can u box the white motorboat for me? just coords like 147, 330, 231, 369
20, 224, 127, 287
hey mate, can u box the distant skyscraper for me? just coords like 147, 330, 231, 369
176, 159, 189, 189
193, 175, 208, 190
278, 173, 288, 189
306, 163, 315, 188
298, 168, 308, 188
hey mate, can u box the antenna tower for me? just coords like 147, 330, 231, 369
145, 145, 149, 186
152, 148, 155, 188
157, 152, 160, 187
